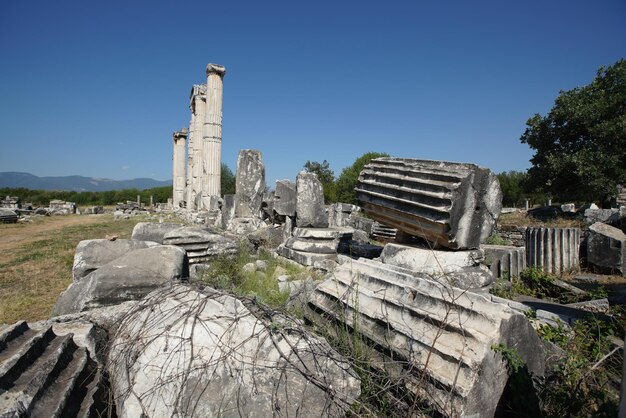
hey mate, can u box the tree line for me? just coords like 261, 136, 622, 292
1, 164, 237, 207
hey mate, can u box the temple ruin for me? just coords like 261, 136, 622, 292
174, 63, 225, 211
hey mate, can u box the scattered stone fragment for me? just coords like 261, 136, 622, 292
587, 222, 626, 276
379, 243, 495, 288
482, 244, 526, 280
0, 321, 109, 417
526, 227, 581, 274
235, 149, 265, 218
131, 222, 183, 244
52, 246, 187, 316
72, 239, 159, 281
0, 208, 18, 223
296, 171, 328, 228
108, 285, 360, 418
163, 226, 239, 264
273, 180, 296, 217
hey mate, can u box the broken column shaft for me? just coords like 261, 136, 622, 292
172, 128, 188, 208
356, 158, 502, 249
202, 64, 226, 199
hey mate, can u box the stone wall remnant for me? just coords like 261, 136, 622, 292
356, 157, 502, 250
234, 149, 265, 218
296, 171, 328, 228
526, 227, 580, 274
308, 257, 547, 417
587, 222, 625, 276
172, 128, 188, 208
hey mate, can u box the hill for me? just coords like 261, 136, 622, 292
0, 172, 171, 192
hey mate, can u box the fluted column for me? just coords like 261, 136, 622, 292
172, 128, 188, 208
202, 63, 226, 199
186, 84, 206, 210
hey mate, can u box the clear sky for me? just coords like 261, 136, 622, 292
1, 0, 624, 186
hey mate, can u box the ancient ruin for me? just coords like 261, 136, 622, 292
171, 128, 188, 207
525, 227, 580, 274
356, 157, 502, 249
173, 63, 225, 211
3, 59, 623, 418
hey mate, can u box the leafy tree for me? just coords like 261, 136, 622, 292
521, 59, 626, 206
497, 171, 528, 207
335, 152, 389, 204
303, 160, 336, 203
221, 163, 236, 196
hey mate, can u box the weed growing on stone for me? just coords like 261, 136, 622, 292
198, 246, 310, 308
489, 267, 607, 305
535, 312, 624, 417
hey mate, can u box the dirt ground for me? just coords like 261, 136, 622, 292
0, 214, 141, 323
0, 215, 108, 261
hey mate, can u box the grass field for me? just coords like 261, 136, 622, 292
0, 214, 144, 323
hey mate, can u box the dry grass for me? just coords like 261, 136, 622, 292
0, 214, 144, 323
498, 211, 585, 228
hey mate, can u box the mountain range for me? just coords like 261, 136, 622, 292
0, 172, 172, 192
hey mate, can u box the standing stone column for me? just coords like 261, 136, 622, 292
172, 128, 188, 208
202, 64, 226, 203
187, 84, 206, 210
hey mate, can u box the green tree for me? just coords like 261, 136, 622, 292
335, 152, 389, 204
221, 163, 236, 196
521, 59, 626, 206
497, 171, 528, 207
303, 160, 336, 203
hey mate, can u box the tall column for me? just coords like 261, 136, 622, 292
172, 128, 188, 208
202, 63, 226, 200
187, 84, 206, 209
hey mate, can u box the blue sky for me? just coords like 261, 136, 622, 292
1, 0, 624, 186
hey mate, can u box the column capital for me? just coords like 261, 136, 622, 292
173, 128, 188, 141
206, 63, 226, 77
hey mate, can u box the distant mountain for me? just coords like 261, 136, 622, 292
0, 172, 171, 192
